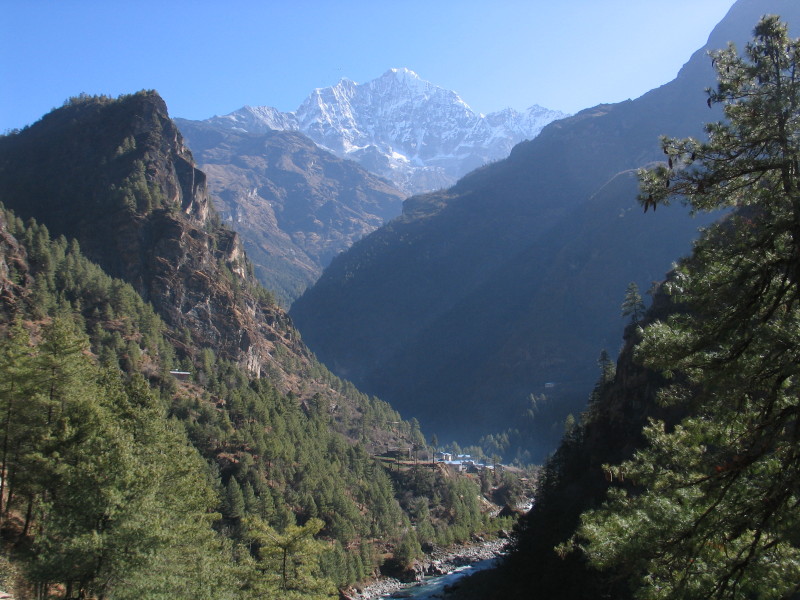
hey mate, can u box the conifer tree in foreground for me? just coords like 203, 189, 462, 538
571, 16, 800, 598
0, 317, 231, 599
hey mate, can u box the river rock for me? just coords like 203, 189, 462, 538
425, 561, 447, 576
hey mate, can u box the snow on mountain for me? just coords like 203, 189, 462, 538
203, 68, 568, 194
207, 105, 299, 133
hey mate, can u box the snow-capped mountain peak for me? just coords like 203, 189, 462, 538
200, 69, 568, 194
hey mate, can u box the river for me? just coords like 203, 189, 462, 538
347, 539, 505, 600
377, 556, 500, 599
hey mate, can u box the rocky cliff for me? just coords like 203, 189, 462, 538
0, 92, 311, 386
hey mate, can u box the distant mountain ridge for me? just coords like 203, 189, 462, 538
172, 120, 406, 304
194, 68, 568, 195
290, 0, 800, 460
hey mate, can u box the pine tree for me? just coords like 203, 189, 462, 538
0, 318, 33, 517
226, 476, 246, 521
244, 516, 335, 599
597, 349, 615, 385
621, 282, 645, 324
573, 17, 800, 598
5, 317, 227, 599
395, 530, 423, 568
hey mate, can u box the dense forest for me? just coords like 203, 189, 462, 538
0, 206, 519, 599
0, 91, 521, 598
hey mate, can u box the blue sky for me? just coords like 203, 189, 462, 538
2, 1, 737, 132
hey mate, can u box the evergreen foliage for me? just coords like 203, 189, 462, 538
621, 282, 645, 324
0, 317, 229, 599
244, 516, 335, 599
570, 17, 800, 598
0, 204, 515, 597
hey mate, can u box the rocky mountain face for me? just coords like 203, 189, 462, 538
173, 119, 405, 304
290, 0, 800, 459
0, 92, 400, 433
192, 68, 567, 195
0, 92, 284, 374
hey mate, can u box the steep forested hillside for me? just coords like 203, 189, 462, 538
0, 209, 409, 597
0, 90, 388, 439
491, 15, 800, 599
291, 0, 800, 460
0, 94, 517, 598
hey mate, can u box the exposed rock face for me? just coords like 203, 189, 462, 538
173, 120, 406, 304
174, 70, 565, 303
134, 209, 306, 379
191, 68, 567, 195
0, 91, 307, 381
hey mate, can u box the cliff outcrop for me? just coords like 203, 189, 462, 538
0, 92, 308, 383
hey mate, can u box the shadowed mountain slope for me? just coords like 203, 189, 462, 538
291, 0, 800, 459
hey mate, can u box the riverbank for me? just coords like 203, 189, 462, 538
343, 539, 507, 600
